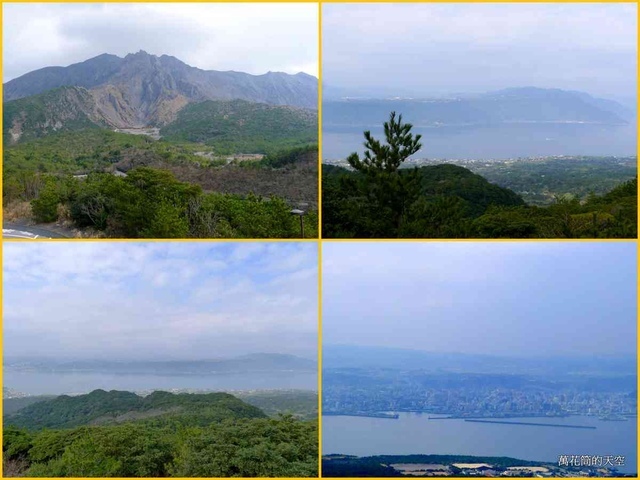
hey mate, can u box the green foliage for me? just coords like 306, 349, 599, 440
347, 111, 422, 174
472, 179, 637, 238
30, 179, 63, 222
2, 391, 318, 478
322, 455, 402, 477
25, 425, 175, 477
4, 396, 57, 416
170, 416, 318, 477
417, 164, 525, 216
258, 144, 318, 169
5, 390, 266, 431
4, 129, 318, 238
463, 156, 637, 206
237, 391, 318, 421
323, 115, 637, 239
21, 167, 316, 238
3, 87, 100, 145
199, 193, 301, 238
327, 112, 425, 237
3, 129, 153, 180
472, 207, 539, 238
28, 429, 89, 464
323, 163, 523, 238
3, 427, 33, 461
160, 99, 318, 154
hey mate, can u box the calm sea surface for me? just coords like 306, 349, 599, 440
322, 413, 637, 473
323, 123, 637, 161
4, 367, 317, 395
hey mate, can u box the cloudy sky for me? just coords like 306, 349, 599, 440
323, 242, 636, 357
4, 242, 318, 360
3, 3, 318, 82
324, 3, 637, 101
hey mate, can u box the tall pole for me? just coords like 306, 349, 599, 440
290, 209, 305, 238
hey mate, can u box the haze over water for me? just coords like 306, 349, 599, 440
323, 123, 637, 161
4, 368, 317, 396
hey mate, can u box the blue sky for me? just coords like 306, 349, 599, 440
4, 242, 318, 360
323, 3, 637, 102
322, 242, 637, 357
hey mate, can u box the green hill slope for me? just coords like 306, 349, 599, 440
160, 99, 317, 154
322, 163, 525, 238
3, 129, 318, 238
3, 86, 104, 145
3, 389, 317, 477
5, 389, 266, 431
5, 417, 318, 477
417, 164, 525, 216
323, 164, 635, 238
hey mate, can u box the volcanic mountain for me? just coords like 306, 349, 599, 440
4, 51, 317, 143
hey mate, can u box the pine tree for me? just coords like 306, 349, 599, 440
344, 112, 424, 237
347, 112, 422, 174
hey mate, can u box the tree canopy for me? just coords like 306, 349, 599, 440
322, 112, 637, 239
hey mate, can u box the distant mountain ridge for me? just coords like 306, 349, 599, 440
3, 51, 317, 143
5, 51, 317, 107
323, 87, 632, 127
323, 344, 637, 376
5, 353, 317, 375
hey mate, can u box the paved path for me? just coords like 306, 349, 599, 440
3, 222, 69, 239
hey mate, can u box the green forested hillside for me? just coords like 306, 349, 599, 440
3, 396, 58, 416
3, 129, 155, 176
3, 390, 318, 477
3, 87, 102, 145
160, 99, 318, 154
322, 113, 637, 239
3, 130, 318, 238
238, 391, 318, 421
323, 163, 636, 238
417, 164, 525, 215
323, 163, 524, 238
5, 390, 266, 430
462, 156, 637, 206
3, 90, 319, 239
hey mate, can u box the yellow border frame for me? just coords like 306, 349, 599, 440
0, 2, 638, 480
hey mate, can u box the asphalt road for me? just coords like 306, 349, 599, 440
3, 222, 69, 239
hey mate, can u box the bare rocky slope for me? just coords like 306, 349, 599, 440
4, 51, 318, 140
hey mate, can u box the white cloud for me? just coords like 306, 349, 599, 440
323, 3, 636, 98
3, 3, 318, 81
3, 242, 318, 359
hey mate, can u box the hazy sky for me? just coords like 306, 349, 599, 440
3, 3, 318, 82
4, 243, 317, 360
323, 242, 636, 357
323, 3, 637, 101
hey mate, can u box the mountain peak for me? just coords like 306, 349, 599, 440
130, 49, 151, 57
3, 51, 319, 131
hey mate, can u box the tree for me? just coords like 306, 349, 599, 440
31, 181, 62, 223
344, 112, 424, 237
347, 112, 422, 174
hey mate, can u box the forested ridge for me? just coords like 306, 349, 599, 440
160, 99, 317, 154
3, 129, 318, 238
322, 113, 636, 239
3, 390, 318, 477
5, 390, 266, 430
